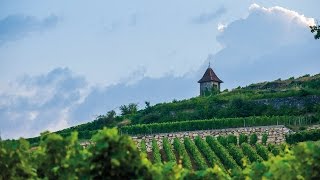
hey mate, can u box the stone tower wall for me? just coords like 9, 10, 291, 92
200, 81, 220, 95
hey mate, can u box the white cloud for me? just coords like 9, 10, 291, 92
249, 3, 315, 26
217, 23, 227, 32
213, 4, 320, 89
0, 68, 87, 139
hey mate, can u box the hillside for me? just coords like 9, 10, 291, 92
27, 73, 320, 145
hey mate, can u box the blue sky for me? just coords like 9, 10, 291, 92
0, 1, 319, 139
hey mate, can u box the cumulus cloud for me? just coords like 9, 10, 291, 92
213, 4, 320, 88
192, 7, 226, 24
0, 68, 87, 139
0, 14, 58, 45
0, 66, 201, 139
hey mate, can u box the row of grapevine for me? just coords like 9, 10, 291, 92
241, 143, 263, 163
286, 129, 320, 144
140, 140, 147, 154
184, 137, 208, 170
162, 138, 176, 163
194, 136, 225, 170
226, 143, 247, 168
121, 115, 309, 135
255, 143, 269, 161
146, 136, 282, 171
152, 139, 162, 164
206, 136, 241, 171
173, 138, 192, 169
267, 144, 283, 156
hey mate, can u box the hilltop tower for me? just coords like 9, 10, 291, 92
198, 63, 223, 96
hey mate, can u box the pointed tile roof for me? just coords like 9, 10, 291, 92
198, 67, 223, 83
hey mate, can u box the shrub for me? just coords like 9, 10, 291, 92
89, 128, 152, 179
255, 144, 269, 161
241, 143, 263, 163
162, 138, 176, 163
121, 116, 306, 135
226, 144, 247, 168
286, 129, 320, 144
194, 137, 224, 170
249, 134, 258, 145
261, 133, 268, 145
0, 138, 37, 179
217, 136, 228, 147
173, 138, 192, 169
184, 138, 208, 170
226, 135, 238, 145
140, 140, 147, 154
151, 139, 162, 164
267, 144, 282, 156
239, 134, 248, 145
206, 136, 240, 171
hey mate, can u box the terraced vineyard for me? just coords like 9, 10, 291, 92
140, 134, 283, 171
121, 115, 313, 135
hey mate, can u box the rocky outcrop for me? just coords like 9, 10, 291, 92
254, 95, 320, 109
132, 125, 291, 152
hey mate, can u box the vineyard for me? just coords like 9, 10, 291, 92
140, 134, 284, 171
121, 115, 314, 135
1, 128, 320, 179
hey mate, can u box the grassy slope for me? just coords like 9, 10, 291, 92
27, 73, 320, 144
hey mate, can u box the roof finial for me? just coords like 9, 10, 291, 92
208, 61, 211, 68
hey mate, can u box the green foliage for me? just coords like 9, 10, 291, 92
267, 143, 282, 156
226, 143, 247, 168
201, 86, 220, 96
261, 133, 268, 145
0, 138, 37, 179
152, 138, 162, 164
217, 136, 228, 147
241, 143, 263, 163
162, 138, 176, 163
226, 135, 238, 145
186, 166, 231, 180
122, 115, 308, 135
239, 134, 248, 145
120, 103, 138, 116
255, 144, 269, 161
184, 137, 208, 170
89, 128, 151, 179
173, 138, 192, 169
194, 136, 224, 170
36, 132, 89, 179
249, 133, 258, 145
286, 129, 320, 144
241, 141, 320, 179
206, 136, 240, 171
310, 25, 320, 39
2, 128, 320, 179
140, 140, 147, 154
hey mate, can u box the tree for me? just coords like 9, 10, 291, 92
249, 133, 258, 145
120, 103, 138, 116
145, 101, 151, 109
106, 110, 116, 119
310, 24, 320, 39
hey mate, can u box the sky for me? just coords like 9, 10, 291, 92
0, 0, 319, 139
